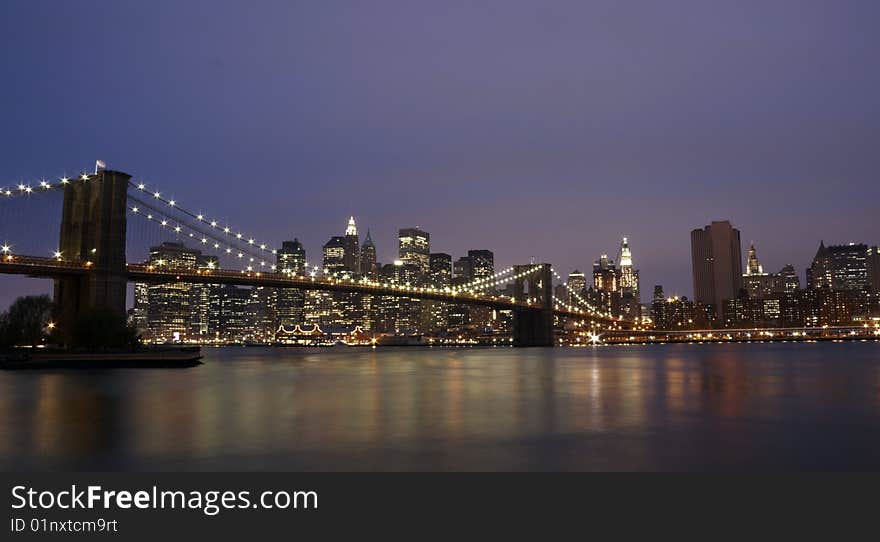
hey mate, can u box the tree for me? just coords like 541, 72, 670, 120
1, 295, 54, 347
0, 310, 9, 346
72, 307, 140, 350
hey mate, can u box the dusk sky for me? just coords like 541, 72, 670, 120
2, 1, 879, 308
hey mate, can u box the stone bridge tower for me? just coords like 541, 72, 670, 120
54, 169, 130, 343
512, 263, 554, 346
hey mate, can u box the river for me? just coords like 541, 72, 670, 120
1, 342, 879, 470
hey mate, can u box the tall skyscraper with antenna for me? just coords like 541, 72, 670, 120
343, 216, 360, 273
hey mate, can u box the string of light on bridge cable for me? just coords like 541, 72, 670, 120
550, 267, 617, 319
128, 179, 278, 264
128, 201, 269, 272
0, 173, 91, 199
127, 194, 271, 266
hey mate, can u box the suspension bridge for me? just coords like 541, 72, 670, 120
1, 168, 632, 346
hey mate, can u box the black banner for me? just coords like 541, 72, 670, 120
1, 472, 875, 540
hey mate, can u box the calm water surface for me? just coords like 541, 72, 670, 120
1, 342, 879, 471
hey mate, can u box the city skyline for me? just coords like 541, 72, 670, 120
2, 1, 879, 306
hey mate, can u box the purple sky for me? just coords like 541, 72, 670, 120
2, 1, 879, 309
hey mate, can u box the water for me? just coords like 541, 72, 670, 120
1, 342, 879, 471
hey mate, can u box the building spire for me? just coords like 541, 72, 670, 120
746, 242, 763, 275
345, 216, 357, 236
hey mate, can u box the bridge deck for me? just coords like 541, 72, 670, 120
1, 255, 626, 326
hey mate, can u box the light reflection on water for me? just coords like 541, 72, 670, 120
1, 342, 879, 471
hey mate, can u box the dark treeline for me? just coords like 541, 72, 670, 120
0, 295, 139, 349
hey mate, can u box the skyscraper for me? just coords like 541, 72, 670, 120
807, 242, 870, 291
869, 246, 880, 293
618, 237, 641, 317
691, 220, 743, 317
453, 256, 472, 281
468, 250, 494, 282
276, 239, 306, 326
343, 216, 360, 273
428, 253, 453, 332
742, 243, 775, 299
429, 253, 453, 287
566, 270, 586, 306
360, 229, 377, 277
323, 236, 347, 275
277, 239, 306, 275
139, 241, 201, 343
399, 227, 430, 274
592, 254, 620, 317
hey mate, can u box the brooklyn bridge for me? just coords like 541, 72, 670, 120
0, 168, 633, 346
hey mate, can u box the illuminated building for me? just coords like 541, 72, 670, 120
321, 234, 361, 328
453, 256, 472, 280
322, 236, 347, 275
778, 264, 800, 292
190, 254, 219, 340
399, 227, 430, 274
374, 260, 422, 333
138, 242, 200, 343
343, 216, 360, 273
429, 253, 453, 286
360, 230, 378, 277
467, 250, 494, 328
742, 243, 775, 299
691, 220, 743, 318
215, 285, 251, 343
275, 239, 306, 326
870, 246, 880, 292
427, 253, 452, 332
276, 239, 306, 275
807, 241, 871, 291
566, 270, 586, 306
650, 285, 695, 330
592, 254, 620, 316
617, 237, 641, 318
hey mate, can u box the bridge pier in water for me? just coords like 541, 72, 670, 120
512, 263, 554, 347
54, 170, 130, 344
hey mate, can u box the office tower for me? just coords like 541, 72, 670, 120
807, 242, 870, 291
468, 250, 494, 282
275, 239, 307, 327
566, 270, 587, 306
139, 241, 200, 343
248, 286, 277, 342
869, 246, 880, 292
323, 236, 347, 275
742, 243, 775, 299
429, 253, 453, 287
691, 220, 743, 317
618, 237, 640, 301
777, 264, 800, 292
592, 254, 618, 291
453, 256, 472, 281
132, 282, 149, 337
746, 243, 763, 275
276, 239, 306, 275
428, 253, 453, 332
360, 230, 378, 277
399, 228, 430, 274
650, 287, 696, 330
374, 261, 422, 333
343, 216, 360, 273
190, 254, 219, 341
466, 250, 495, 328
216, 285, 251, 343
592, 254, 620, 316
618, 237, 641, 318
